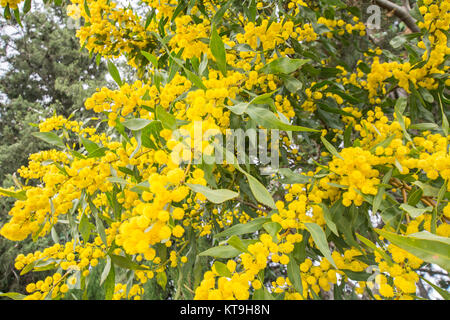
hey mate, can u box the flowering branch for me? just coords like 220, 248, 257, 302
375, 0, 420, 33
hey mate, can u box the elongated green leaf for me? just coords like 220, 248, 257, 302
184, 68, 207, 90
287, 254, 303, 294
211, 0, 232, 25
277, 168, 312, 184
214, 217, 270, 238
227, 235, 249, 253
213, 261, 232, 277
419, 275, 450, 300
394, 97, 412, 142
0, 188, 27, 200
83, 0, 91, 17
109, 254, 149, 271
263, 222, 282, 243
320, 136, 343, 160
210, 24, 227, 76
246, 173, 277, 209
319, 203, 338, 236
370, 134, 395, 153
122, 118, 152, 131
156, 105, 176, 130
226, 102, 249, 115
107, 60, 122, 87
186, 183, 239, 204
259, 57, 310, 74
104, 258, 115, 300
156, 271, 167, 290
375, 229, 450, 272
356, 233, 393, 265
20, 261, 37, 276
100, 256, 112, 285
373, 168, 393, 215
23, 0, 32, 14
141, 51, 158, 68
246, 106, 318, 132
13, 8, 22, 27
280, 74, 303, 93
304, 222, 337, 268
32, 132, 65, 148
399, 204, 433, 219
0, 292, 26, 300
198, 245, 242, 259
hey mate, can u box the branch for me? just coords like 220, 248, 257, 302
375, 0, 420, 33
402, 0, 411, 10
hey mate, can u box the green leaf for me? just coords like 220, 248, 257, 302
103, 258, 115, 300
246, 106, 319, 132
213, 261, 232, 277
198, 245, 242, 258
277, 168, 312, 184
373, 168, 393, 215
184, 68, 207, 90
227, 235, 249, 253
214, 217, 270, 238
83, 0, 91, 18
211, 0, 233, 25
320, 136, 343, 160
0, 292, 26, 300
259, 57, 310, 74
3, 4, 11, 20
319, 203, 338, 236
0, 188, 27, 200
304, 222, 337, 268
23, 0, 32, 14
141, 51, 158, 68
79, 213, 93, 243
156, 271, 167, 290
419, 275, 450, 300
245, 173, 277, 209
186, 184, 239, 204
100, 256, 112, 285
107, 60, 122, 87
394, 97, 412, 142
375, 229, 450, 272
109, 254, 149, 271
263, 222, 282, 243
156, 105, 177, 130
356, 233, 393, 265
399, 204, 433, 219
20, 261, 37, 276
341, 270, 371, 282
279, 74, 303, 93
370, 134, 395, 153
13, 8, 22, 27
122, 118, 152, 131
287, 255, 303, 294
32, 132, 65, 148
412, 181, 440, 197
226, 102, 249, 115
210, 24, 227, 76
408, 123, 440, 131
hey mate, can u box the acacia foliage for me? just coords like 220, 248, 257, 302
0, 0, 449, 300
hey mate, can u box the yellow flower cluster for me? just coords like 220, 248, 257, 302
169, 15, 210, 59
374, 244, 422, 299
0, 0, 22, 9
366, 0, 450, 99
317, 16, 366, 37
69, 0, 150, 60
113, 283, 144, 300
